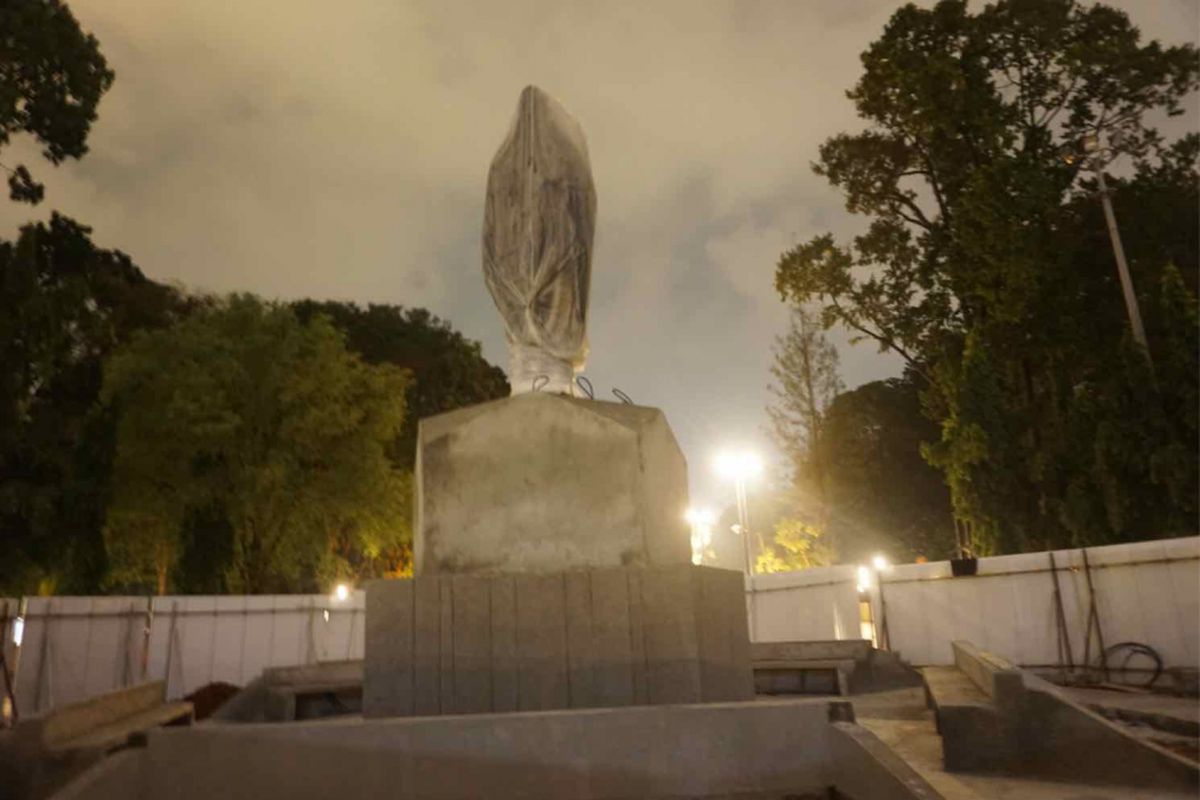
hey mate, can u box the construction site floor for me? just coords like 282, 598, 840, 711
849, 688, 1196, 800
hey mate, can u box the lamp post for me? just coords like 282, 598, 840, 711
1073, 133, 1153, 366
713, 450, 763, 577
715, 448, 763, 641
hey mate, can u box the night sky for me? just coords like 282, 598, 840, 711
1, 0, 1195, 510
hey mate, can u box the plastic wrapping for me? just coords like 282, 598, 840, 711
483, 86, 596, 395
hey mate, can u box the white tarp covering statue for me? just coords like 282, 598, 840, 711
483, 85, 596, 396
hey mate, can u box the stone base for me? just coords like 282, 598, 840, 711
364, 565, 752, 718
414, 393, 691, 575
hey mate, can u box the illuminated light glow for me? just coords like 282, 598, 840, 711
12, 616, 24, 647
322, 609, 331, 623
333, 583, 350, 603
856, 565, 871, 593
685, 507, 716, 566
872, 555, 889, 571
713, 449, 763, 482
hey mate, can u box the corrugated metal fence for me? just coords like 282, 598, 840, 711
2, 536, 1196, 717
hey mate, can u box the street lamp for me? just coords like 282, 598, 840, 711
1067, 132, 1152, 366
713, 449, 763, 577
685, 507, 716, 565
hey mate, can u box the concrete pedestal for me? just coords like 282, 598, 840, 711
364, 565, 753, 718
414, 393, 690, 575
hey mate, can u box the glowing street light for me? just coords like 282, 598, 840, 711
872, 555, 889, 571
685, 507, 716, 565
856, 565, 872, 593
714, 450, 764, 483
713, 448, 763, 578
332, 583, 351, 603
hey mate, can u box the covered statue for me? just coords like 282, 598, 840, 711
483, 85, 596, 395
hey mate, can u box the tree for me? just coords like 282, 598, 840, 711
292, 300, 509, 468
755, 517, 834, 574
764, 304, 843, 566
767, 304, 844, 482
776, 0, 1199, 553
0, 0, 114, 204
814, 376, 957, 563
101, 295, 409, 594
0, 215, 186, 594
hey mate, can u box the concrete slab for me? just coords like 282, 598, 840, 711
49, 698, 947, 800
924, 643, 1199, 790
860, 683, 1200, 800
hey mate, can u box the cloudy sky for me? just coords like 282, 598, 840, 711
3, 0, 1196, 509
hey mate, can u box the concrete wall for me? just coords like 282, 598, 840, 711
51, 699, 939, 800
364, 566, 752, 717
415, 394, 691, 575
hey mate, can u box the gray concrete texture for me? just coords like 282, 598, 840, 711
51, 698, 944, 800
364, 564, 753, 717
925, 640, 1199, 791
414, 393, 690, 575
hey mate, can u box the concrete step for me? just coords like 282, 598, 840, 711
920, 666, 1012, 771
754, 659, 853, 696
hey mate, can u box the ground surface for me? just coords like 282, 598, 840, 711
848, 688, 1197, 800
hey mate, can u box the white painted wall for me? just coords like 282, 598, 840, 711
2, 592, 364, 716
749, 536, 1200, 668
2, 536, 1195, 717
745, 565, 861, 644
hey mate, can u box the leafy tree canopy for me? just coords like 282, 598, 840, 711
0, 214, 186, 594
101, 295, 410, 594
815, 375, 956, 563
293, 300, 509, 467
776, 0, 1199, 553
0, 0, 114, 204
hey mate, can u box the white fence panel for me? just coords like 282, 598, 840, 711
877, 537, 1199, 666
748, 565, 860, 643
3, 537, 1195, 717
7, 591, 366, 714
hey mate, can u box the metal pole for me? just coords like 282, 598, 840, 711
140, 596, 154, 682
736, 478, 756, 640
1081, 548, 1110, 683
1095, 168, 1152, 363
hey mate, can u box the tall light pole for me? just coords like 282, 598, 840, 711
1077, 133, 1152, 366
713, 450, 763, 577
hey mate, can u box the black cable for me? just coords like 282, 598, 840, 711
1099, 642, 1163, 689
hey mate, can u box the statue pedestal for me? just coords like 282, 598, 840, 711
365, 393, 754, 717
414, 393, 691, 575
364, 565, 753, 717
